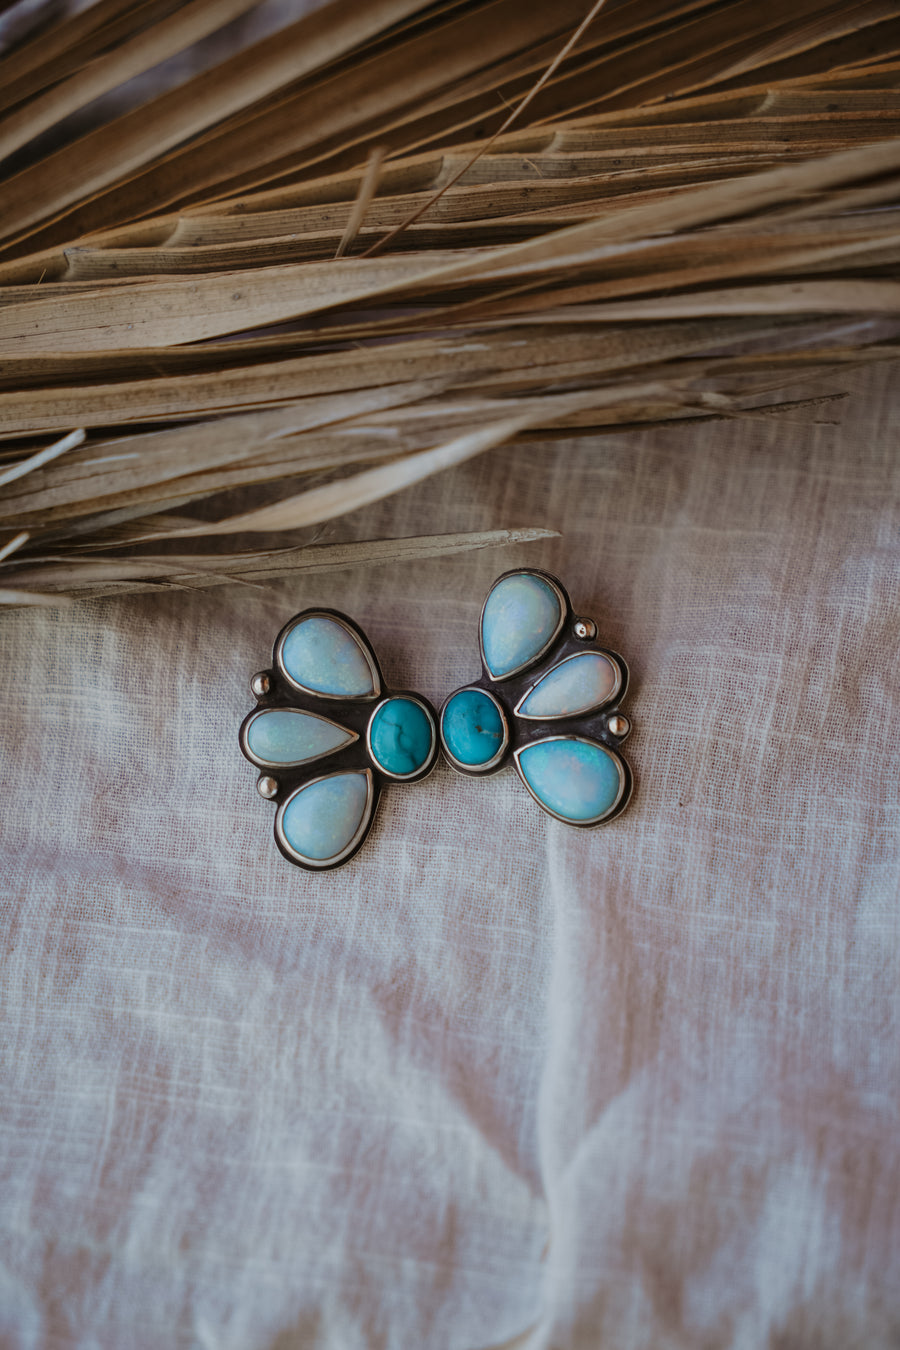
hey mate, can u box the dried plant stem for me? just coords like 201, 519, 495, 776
0, 429, 86, 488
335, 147, 386, 258
361, 0, 611, 257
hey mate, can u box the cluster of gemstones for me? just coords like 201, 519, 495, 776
440, 570, 632, 826
239, 570, 633, 870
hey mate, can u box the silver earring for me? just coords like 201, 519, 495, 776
439, 569, 634, 826
240, 609, 437, 870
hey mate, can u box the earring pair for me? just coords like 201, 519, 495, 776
238, 569, 634, 871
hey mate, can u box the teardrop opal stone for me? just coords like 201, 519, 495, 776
280, 615, 377, 698
518, 653, 619, 719
481, 573, 562, 679
279, 771, 372, 863
245, 708, 355, 765
516, 739, 623, 823
368, 697, 434, 777
441, 688, 506, 767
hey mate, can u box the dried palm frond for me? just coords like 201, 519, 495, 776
1, 0, 899, 603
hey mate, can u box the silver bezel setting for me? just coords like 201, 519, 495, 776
275, 612, 381, 701
439, 686, 509, 774
240, 706, 358, 770
365, 695, 437, 782
275, 768, 375, 869
479, 572, 567, 682
513, 651, 623, 721
512, 735, 629, 826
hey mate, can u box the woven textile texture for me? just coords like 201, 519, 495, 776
1, 360, 899, 1348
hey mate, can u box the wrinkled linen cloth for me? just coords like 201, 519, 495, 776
1, 360, 899, 1349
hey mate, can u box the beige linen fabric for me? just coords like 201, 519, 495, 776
1, 361, 899, 1347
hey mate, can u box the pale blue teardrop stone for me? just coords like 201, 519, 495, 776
517, 740, 622, 822
280, 772, 371, 862
281, 615, 376, 697
519, 653, 618, 718
481, 573, 562, 679
246, 708, 354, 765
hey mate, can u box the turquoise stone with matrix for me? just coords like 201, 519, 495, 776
441, 688, 506, 767
368, 697, 434, 777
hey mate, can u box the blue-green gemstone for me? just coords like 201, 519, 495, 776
368, 697, 434, 777
280, 615, 376, 698
517, 739, 623, 823
246, 708, 355, 765
280, 771, 372, 863
518, 652, 618, 719
441, 688, 506, 767
481, 572, 562, 679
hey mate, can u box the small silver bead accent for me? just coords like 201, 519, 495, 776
607, 714, 630, 739
257, 774, 279, 799
574, 619, 597, 640
251, 671, 271, 698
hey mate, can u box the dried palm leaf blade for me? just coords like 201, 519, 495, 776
0, 0, 897, 605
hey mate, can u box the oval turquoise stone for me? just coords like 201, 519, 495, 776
280, 771, 371, 863
481, 572, 562, 679
441, 688, 506, 767
518, 652, 618, 719
280, 615, 376, 698
246, 708, 354, 765
368, 697, 434, 777
517, 739, 623, 823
